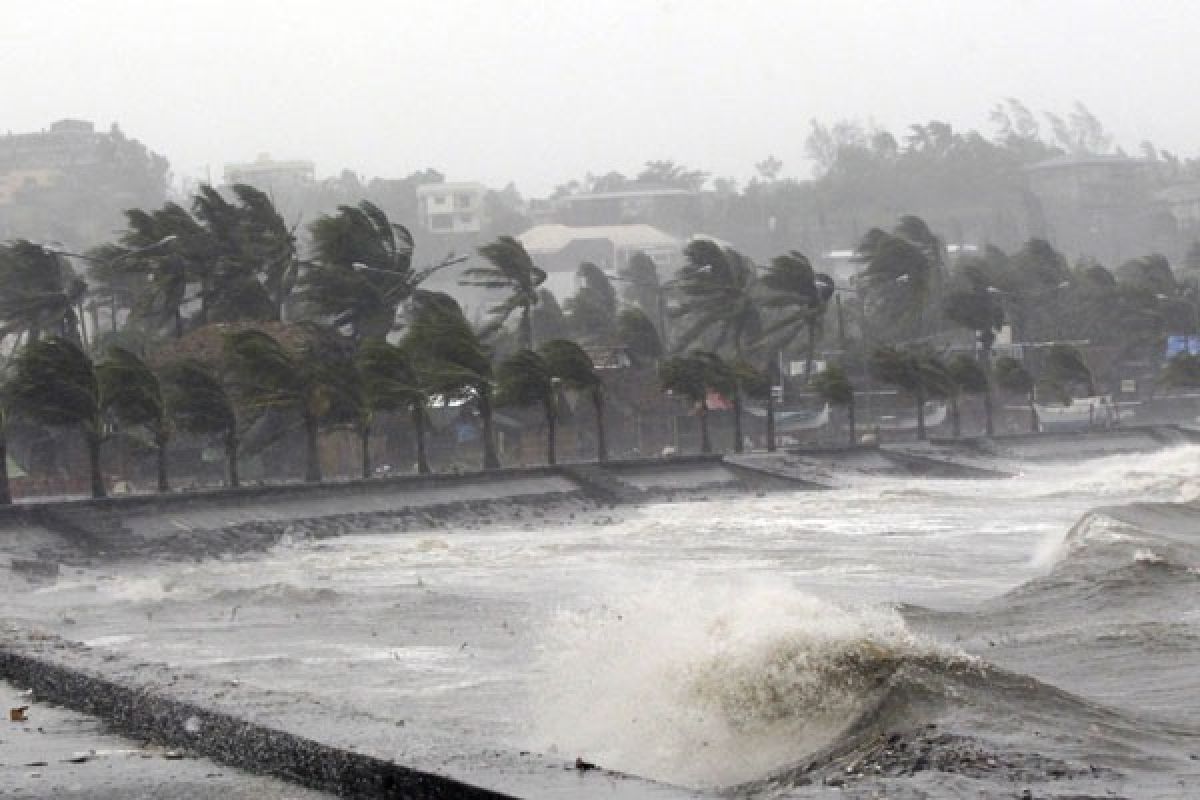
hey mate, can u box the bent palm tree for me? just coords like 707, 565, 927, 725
0, 241, 88, 346
404, 291, 500, 469
812, 364, 856, 446
9, 338, 107, 497
497, 349, 558, 465
541, 338, 607, 462
945, 355, 990, 439
659, 351, 731, 454
163, 360, 240, 487
97, 347, 172, 492
356, 339, 430, 477
463, 236, 546, 349
995, 356, 1037, 432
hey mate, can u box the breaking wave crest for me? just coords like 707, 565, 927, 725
530, 577, 967, 788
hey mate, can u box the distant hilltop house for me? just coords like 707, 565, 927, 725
0, 119, 108, 204
223, 153, 315, 191
416, 181, 487, 234
537, 185, 699, 229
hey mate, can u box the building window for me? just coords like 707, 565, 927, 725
455, 192, 473, 209
430, 213, 454, 230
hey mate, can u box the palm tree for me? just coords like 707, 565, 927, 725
531, 289, 570, 343
870, 346, 947, 441
812, 364, 856, 446
1044, 343, 1096, 397
0, 241, 88, 346
943, 282, 1004, 435
404, 291, 500, 469
760, 250, 835, 383
659, 351, 730, 454
162, 359, 241, 488
118, 203, 207, 338
9, 337, 107, 498
304, 201, 441, 342
356, 339, 430, 477
672, 240, 762, 453
541, 338, 607, 462
463, 236, 547, 349
565, 263, 618, 344
97, 347, 172, 492
229, 184, 298, 320
856, 229, 933, 340
995, 356, 1037, 432
616, 308, 663, 367
944, 355, 990, 439
224, 325, 358, 483
497, 349, 558, 465
619, 251, 665, 337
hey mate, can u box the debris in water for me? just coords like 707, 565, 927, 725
575, 757, 598, 771
10, 705, 29, 721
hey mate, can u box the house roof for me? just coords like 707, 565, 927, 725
517, 223, 681, 255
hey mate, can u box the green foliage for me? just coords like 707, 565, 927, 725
811, 364, 854, 407
531, 289, 570, 343
945, 354, 990, 395
993, 356, 1033, 395
617, 308, 663, 366
565, 263, 618, 344
1043, 343, 1095, 395
463, 236, 546, 349
618, 251, 663, 322
1161, 353, 1200, 388
97, 346, 168, 440
403, 291, 492, 397
9, 337, 101, 433
496, 349, 554, 410
540, 339, 599, 390
162, 360, 236, 437
0, 241, 87, 343
356, 339, 424, 415
672, 240, 761, 355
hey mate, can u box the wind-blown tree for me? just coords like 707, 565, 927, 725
619, 251, 664, 337
356, 338, 430, 477
672, 240, 762, 453
869, 346, 946, 441
162, 359, 240, 488
994, 356, 1037, 432
760, 251, 835, 384
531, 289, 570, 343
659, 351, 732, 454
303, 201, 429, 342
541, 338, 607, 462
118, 203, 206, 338
811, 363, 856, 446
9, 337, 107, 497
856, 228, 934, 340
1043, 343, 1096, 397
463, 236, 547, 349
943, 266, 1005, 434
0, 241, 88, 346
224, 325, 359, 483
1161, 352, 1200, 390
497, 349, 559, 465
616, 308, 664, 366
944, 354, 990, 439
1008, 238, 1072, 341
404, 291, 500, 469
192, 185, 273, 323
229, 184, 299, 320
97, 347, 171, 492
565, 262, 618, 344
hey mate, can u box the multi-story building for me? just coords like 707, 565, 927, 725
416, 181, 487, 234
223, 153, 315, 191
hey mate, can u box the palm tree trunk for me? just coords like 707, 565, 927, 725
765, 386, 776, 453
304, 414, 322, 483
983, 389, 994, 436
412, 407, 431, 474
805, 318, 818, 384
155, 434, 169, 493
544, 401, 557, 466
225, 431, 240, 488
950, 395, 961, 439
519, 304, 534, 350
592, 388, 608, 462
478, 386, 501, 469
360, 421, 371, 480
173, 308, 184, 339
732, 382, 744, 453
915, 389, 927, 441
86, 431, 106, 499
847, 399, 857, 447
0, 429, 12, 505
1029, 395, 1039, 433
699, 403, 712, 454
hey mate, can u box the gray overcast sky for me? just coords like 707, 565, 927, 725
4, 0, 1197, 194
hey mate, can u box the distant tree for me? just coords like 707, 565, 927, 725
760, 250, 834, 382
463, 236, 546, 350
496, 349, 558, 465
565, 262, 618, 344
531, 289, 570, 343
404, 291, 499, 469
541, 339, 607, 462
619, 251, 664, 335
811, 364, 856, 446
1161, 353, 1200, 389
659, 352, 719, 454
1043, 343, 1096, 397
0, 241, 88, 346
162, 360, 240, 488
942, 270, 1004, 434
9, 338, 107, 497
994, 356, 1037, 432
870, 346, 946, 440
97, 347, 172, 492
617, 308, 664, 367
636, 160, 708, 191
117, 203, 205, 337
224, 325, 358, 483
356, 339, 429, 478
856, 229, 933, 340
944, 354, 990, 439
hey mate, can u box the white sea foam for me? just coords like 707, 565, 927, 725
529, 576, 945, 788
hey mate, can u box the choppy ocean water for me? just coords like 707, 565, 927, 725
7, 446, 1200, 797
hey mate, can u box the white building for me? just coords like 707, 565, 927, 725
223, 154, 315, 190
416, 182, 487, 234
